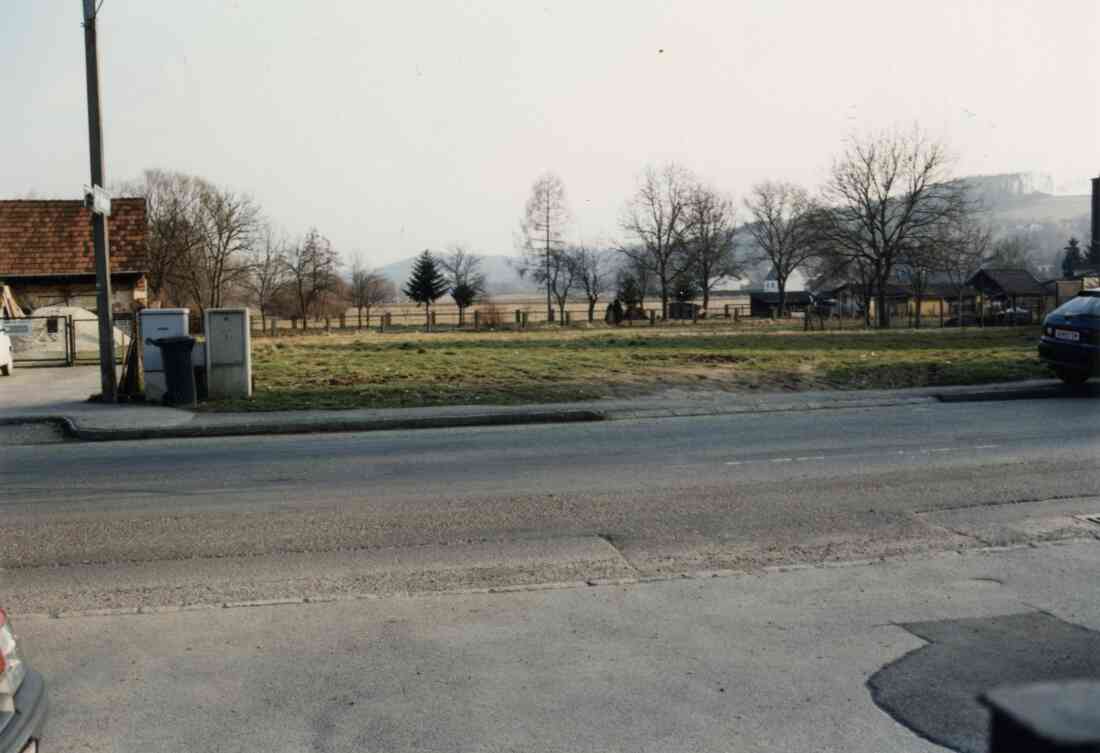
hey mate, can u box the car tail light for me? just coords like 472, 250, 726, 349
0, 609, 26, 698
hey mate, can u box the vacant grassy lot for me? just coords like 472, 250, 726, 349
208, 325, 1048, 411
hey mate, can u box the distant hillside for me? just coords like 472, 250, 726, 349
376, 254, 537, 296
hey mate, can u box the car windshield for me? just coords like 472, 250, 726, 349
1055, 295, 1100, 318
3, 3, 1100, 753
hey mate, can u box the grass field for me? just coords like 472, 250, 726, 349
204, 324, 1049, 411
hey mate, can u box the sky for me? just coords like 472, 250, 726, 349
3, 0, 1098, 265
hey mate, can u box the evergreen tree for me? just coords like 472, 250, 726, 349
450, 282, 478, 324
402, 250, 449, 330
616, 273, 642, 309
1088, 236, 1100, 267
1062, 237, 1083, 278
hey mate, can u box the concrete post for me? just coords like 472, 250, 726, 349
983, 681, 1100, 753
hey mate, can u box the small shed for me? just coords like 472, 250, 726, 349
749, 291, 814, 317
967, 268, 1044, 317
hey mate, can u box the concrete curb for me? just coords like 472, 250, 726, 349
3, 378, 1087, 442
0, 409, 606, 442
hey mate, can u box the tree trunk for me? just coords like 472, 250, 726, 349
914, 294, 923, 329
458, 307, 465, 327
702, 287, 710, 315
426, 303, 431, 332
558, 302, 567, 326
357, 307, 363, 330
778, 283, 787, 318
588, 299, 596, 322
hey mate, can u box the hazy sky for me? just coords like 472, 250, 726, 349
4, 1, 1098, 265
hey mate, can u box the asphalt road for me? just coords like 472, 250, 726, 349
5, 395, 1100, 752
3, 394, 1100, 611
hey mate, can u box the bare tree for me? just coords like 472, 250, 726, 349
440, 243, 487, 325
743, 181, 819, 317
519, 173, 570, 320
243, 222, 290, 329
175, 183, 260, 314
930, 216, 992, 326
285, 228, 340, 324
517, 247, 575, 325
818, 127, 973, 327
685, 183, 741, 312
118, 169, 205, 305
348, 253, 395, 328
569, 244, 610, 322
620, 164, 696, 319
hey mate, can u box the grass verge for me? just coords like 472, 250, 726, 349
205, 325, 1049, 411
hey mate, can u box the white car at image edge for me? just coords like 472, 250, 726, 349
0, 331, 12, 376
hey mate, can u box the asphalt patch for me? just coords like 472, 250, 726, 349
0, 419, 70, 445
868, 611, 1100, 753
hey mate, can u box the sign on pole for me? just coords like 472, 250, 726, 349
83, 184, 111, 216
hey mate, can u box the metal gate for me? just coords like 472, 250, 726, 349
2, 313, 135, 367
3, 315, 76, 366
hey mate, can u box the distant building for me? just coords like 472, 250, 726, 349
0, 198, 149, 312
762, 268, 806, 294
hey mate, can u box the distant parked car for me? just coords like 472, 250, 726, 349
1038, 290, 1100, 385
0, 607, 47, 753
0, 331, 12, 376
995, 307, 1033, 326
943, 314, 980, 328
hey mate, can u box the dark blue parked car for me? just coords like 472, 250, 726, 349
1038, 290, 1100, 384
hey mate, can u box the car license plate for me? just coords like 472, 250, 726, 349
1054, 329, 1080, 342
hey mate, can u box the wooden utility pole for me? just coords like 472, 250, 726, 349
82, 0, 117, 401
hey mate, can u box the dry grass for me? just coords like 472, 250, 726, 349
206, 324, 1048, 411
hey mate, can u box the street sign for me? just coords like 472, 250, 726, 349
83, 184, 111, 216
0, 321, 33, 336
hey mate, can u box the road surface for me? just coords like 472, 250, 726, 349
3, 394, 1100, 752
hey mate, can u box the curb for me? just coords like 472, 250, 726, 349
0, 409, 606, 442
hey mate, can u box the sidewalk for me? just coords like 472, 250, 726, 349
0, 364, 1087, 441
18, 539, 1100, 753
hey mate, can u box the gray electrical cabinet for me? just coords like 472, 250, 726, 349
139, 308, 190, 402
204, 308, 252, 399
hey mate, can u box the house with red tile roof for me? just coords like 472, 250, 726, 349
0, 197, 148, 313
